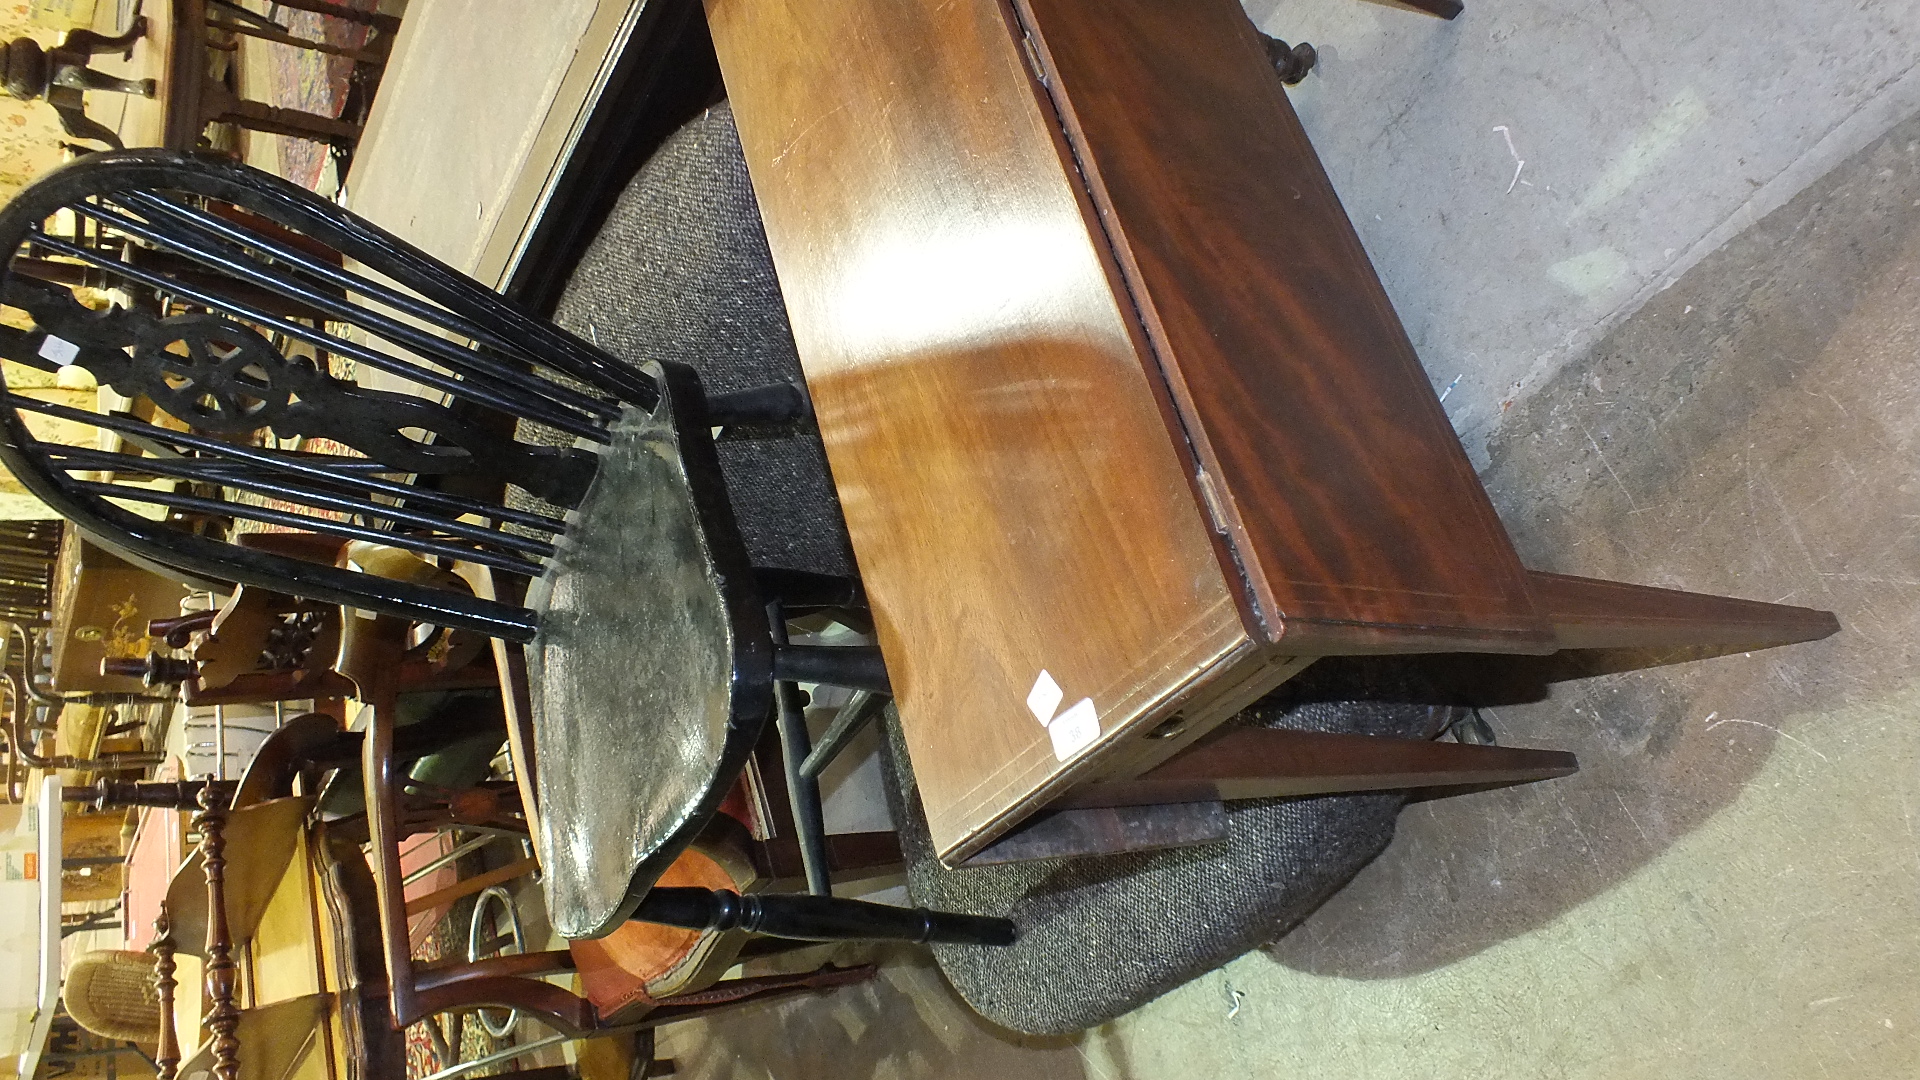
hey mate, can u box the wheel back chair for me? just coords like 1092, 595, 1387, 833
2, 150, 1012, 1047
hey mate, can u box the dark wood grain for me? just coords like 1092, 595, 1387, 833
338, 612, 421, 1028
1053, 727, 1578, 809
959, 801, 1228, 865
1391, 0, 1465, 18
161, 0, 208, 150
1014, 0, 1552, 656
194, 783, 240, 1080
710, 0, 1837, 864
709, 0, 1258, 864
313, 830, 412, 1079
151, 907, 179, 1080
1528, 571, 1841, 650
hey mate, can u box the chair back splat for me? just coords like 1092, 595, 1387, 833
0, 149, 658, 640
0, 151, 1009, 1042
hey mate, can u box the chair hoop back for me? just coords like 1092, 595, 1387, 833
0, 150, 659, 639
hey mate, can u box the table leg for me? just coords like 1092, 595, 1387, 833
1053, 726, 1579, 809
202, 79, 362, 144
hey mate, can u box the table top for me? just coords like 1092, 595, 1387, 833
710, 0, 1256, 863
710, 0, 1572, 863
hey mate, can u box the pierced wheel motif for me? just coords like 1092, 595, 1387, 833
134, 314, 293, 433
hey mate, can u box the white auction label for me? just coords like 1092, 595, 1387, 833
1026, 669, 1063, 726
1048, 697, 1100, 761
37, 335, 78, 366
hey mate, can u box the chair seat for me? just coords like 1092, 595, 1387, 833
531, 101, 850, 941
527, 388, 767, 939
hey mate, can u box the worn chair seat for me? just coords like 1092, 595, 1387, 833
0, 120, 1004, 1055
531, 101, 858, 939
528, 383, 767, 939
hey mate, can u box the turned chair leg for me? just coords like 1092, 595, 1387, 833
772, 643, 890, 693
61, 19, 147, 59
269, 0, 403, 35
632, 887, 1016, 947
707, 381, 812, 427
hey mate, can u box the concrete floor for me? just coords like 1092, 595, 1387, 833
1257, 0, 1920, 465
640, 5, 1920, 1078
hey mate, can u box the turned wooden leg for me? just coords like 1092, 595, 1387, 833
151, 909, 179, 1080
206, 17, 389, 66
1527, 571, 1841, 651
195, 785, 241, 1080
202, 79, 362, 144
270, 0, 403, 34
632, 888, 1016, 946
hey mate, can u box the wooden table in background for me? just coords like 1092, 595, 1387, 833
707, 0, 1839, 864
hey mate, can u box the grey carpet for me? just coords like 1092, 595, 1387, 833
883, 657, 1461, 1035
551, 100, 855, 577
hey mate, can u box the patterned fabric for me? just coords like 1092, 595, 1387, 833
402, 904, 512, 1079
883, 657, 1464, 1034
259, 0, 379, 189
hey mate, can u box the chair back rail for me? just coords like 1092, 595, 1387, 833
0, 150, 661, 639
195, 781, 240, 1080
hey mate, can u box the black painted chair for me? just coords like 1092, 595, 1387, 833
0, 150, 1011, 1033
